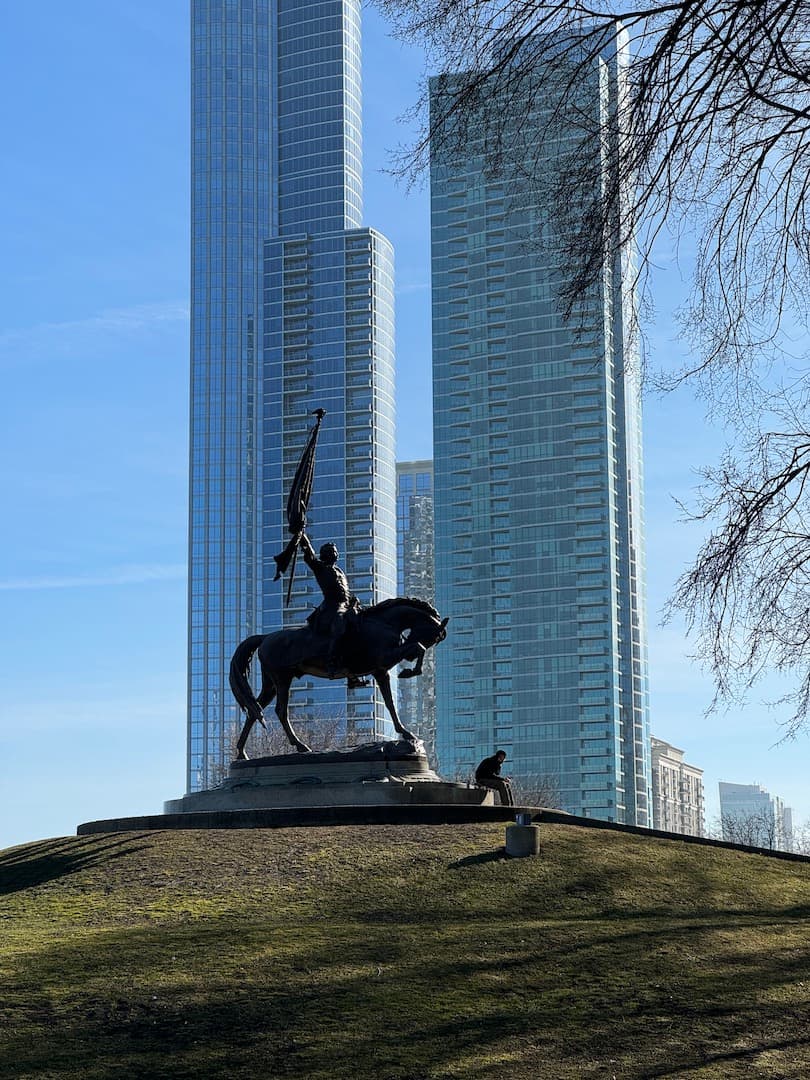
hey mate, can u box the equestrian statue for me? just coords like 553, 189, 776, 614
228, 410, 448, 757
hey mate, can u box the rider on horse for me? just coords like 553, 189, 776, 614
299, 532, 362, 681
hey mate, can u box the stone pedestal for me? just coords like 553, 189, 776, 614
165, 739, 493, 814
505, 822, 542, 857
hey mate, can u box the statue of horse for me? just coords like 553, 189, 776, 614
229, 597, 449, 757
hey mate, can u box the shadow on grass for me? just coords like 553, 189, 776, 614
450, 849, 507, 868
644, 1035, 810, 1078
0, 835, 152, 895
5, 890, 809, 1080
3, 827, 810, 1078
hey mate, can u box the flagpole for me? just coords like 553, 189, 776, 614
283, 408, 325, 606
286, 547, 298, 607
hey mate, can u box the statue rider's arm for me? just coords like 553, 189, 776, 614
299, 532, 317, 567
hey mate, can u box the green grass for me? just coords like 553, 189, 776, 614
1, 824, 809, 1079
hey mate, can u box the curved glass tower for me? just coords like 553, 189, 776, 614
430, 33, 652, 824
189, 0, 396, 791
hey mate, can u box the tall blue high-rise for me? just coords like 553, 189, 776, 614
430, 33, 652, 823
189, 0, 396, 791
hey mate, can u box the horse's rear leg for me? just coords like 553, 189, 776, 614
235, 716, 253, 761
235, 680, 274, 761
257, 681, 275, 714
235, 710, 260, 760
274, 673, 312, 753
373, 668, 417, 743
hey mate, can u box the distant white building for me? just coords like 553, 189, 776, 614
718, 781, 794, 851
650, 737, 705, 837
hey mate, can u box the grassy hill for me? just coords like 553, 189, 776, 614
2, 823, 809, 1079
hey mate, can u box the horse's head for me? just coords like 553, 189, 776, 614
412, 612, 449, 652
412, 608, 449, 648
356, 598, 448, 683
365, 598, 449, 648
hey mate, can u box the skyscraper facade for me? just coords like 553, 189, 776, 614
430, 35, 652, 823
189, 0, 396, 791
396, 461, 436, 760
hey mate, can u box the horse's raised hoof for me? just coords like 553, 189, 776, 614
398, 667, 417, 679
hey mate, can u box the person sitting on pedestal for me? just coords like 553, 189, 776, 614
475, 749, 515, 806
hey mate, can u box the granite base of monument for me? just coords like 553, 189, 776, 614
164, 739, 493, 814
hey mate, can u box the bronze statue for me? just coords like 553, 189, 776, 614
229, 408, 448, 756
298, 531, 359, 678
229, 598, 448, 755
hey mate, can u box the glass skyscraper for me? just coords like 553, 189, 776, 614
189, 0, 396, 791
430, 34, 652, 823
396, 461, 436, 761
718, 782, 793, 850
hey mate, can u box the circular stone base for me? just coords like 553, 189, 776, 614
164, 740, 494, 815
77, 803, 543, 834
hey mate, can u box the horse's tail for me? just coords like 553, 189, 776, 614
228, 634, 266, 721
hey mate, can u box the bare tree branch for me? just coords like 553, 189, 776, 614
375, 0, 810, 732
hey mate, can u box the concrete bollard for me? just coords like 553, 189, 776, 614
505, 822, 541, 858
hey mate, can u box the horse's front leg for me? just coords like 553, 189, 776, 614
373, 669, 417, 743
274, 672, 311, 753
397, 635, 427, 678
398, 639, 426, 679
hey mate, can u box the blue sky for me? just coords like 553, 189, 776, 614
1, 2, 806, 850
